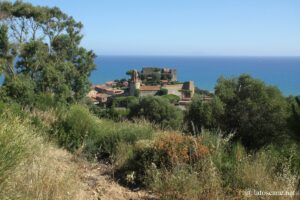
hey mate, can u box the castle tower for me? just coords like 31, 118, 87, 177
129, 70, 141, 96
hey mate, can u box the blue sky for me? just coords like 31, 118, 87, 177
25, 0, 300, 56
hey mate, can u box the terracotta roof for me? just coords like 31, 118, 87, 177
160, 80, 169, 83
96, 93, 110, 98
140, 85, 161, 91
95, 84, 108, 89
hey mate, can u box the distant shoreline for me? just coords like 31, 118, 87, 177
90, 56, 300, 96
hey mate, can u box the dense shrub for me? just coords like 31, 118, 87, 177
157, 88, 168, 96
215, 75, 290, 149
288, 96, 300, 140
129, 96, 183, 129
161, 94, 180, 104
0, 75, 36, 106
185, 95, 224, 134
56, 105, 99, 151
154, 133, 209, 167
111, 96, 138, 108
84, 120, 154, 160
116, 132, 210, 186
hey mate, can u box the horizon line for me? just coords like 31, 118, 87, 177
96, 54, 300, 58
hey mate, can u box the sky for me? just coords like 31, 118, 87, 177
23, 0, 300, 56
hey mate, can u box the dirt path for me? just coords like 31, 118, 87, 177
76, 160, 153, 200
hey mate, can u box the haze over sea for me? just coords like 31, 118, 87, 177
90, 56, 300, 96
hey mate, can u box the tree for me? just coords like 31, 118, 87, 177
215, 74, 289, 149
0, 1, 96, 105
161, 94, 180, 104
185, 94, 224, 134
0, 24, 15, 77
129, 96, 183, 129
288, 96, 300, 140
157, 88, 168, 96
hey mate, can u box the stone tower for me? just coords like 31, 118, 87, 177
129, 70, 141, 96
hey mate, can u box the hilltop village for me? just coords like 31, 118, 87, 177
87, 67, 196, 107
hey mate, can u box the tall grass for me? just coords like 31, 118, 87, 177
0, 110, 82, 200
112, 129, 299, 199
84, 118, 154, 160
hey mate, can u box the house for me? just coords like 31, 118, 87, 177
162, 81, 195, 100
139, 85, 161, 96
95, 93, 110, 103
94, 84, 124, 95
162, 84, 183, 97
87, 90, 99, 104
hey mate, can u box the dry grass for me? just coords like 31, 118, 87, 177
235, 151, 299, 200
4, 146, 85, 200
0, 113, 85, 200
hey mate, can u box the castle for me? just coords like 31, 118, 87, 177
88, 67, 195, 106
129, 67, 194, 101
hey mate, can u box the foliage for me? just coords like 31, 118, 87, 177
185, 94, 224, 134
0, 24, 15, 76
154, 133, 209, 167
110, 96, 138, 108
157, 88, 168, 96
214, 74, 289, 149
161, 94, 180, 104
55, 105, 99, 151
288, 96, 300, 140
115, 132, 210, 186
0, 1, 96, 105
128, 96, 183, 129
84, 119, 154, 160
194, 87, 213, 96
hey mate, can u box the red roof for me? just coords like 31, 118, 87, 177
140, 85, 160, 91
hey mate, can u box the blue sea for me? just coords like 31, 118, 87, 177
90, 56, 300, 96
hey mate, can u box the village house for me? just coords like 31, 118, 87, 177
88, 67, 195, 106
129, 67, 195, 101
139, 85, 161, 96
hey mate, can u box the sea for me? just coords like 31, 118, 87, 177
90, 56, 300, 96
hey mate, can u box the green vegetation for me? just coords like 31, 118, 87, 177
0, 1, 95, 106
161, 94, 180, 104
0, 106, 80, 200
185, 74, 292, 149
157, 88, 168, 96
185, 95, 224, 133
128, 96, 183, 129
1, 2, 300, 199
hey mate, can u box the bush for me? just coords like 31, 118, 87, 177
154, 133, 209, 167
215, 74, 290, 149
111, 96, 138, 108
185, 95, 224, 134
157, 88, 168, 96
56, 104, 99, 151
161, 94, 180, 104
116, 132, 210, 186
0, 75, 36, 106
129, 96, 183, 129
84, 119, 154, 160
